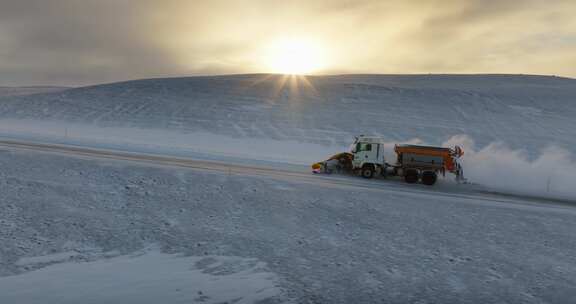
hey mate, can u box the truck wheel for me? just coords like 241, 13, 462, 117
404, 169, 419, 183
361, 165, 375, 179
421, 171, 437, 185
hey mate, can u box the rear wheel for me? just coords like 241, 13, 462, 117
361, 165, 375, 179
404, 169, 419, 183
421, 171, 437, 185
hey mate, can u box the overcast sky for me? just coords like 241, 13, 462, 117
1, 0, 575, 86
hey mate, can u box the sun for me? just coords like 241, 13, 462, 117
262, 38, 325, 75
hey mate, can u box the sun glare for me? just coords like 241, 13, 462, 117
262, 38, 325, 75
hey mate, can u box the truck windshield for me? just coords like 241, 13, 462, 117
357, 143, 372, 151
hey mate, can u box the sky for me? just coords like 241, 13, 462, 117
1, 0, 575, 86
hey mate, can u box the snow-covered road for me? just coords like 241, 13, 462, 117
1, 137, 573, 210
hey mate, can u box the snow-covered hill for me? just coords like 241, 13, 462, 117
0, 74, 574, 199
0, 74, 574, 155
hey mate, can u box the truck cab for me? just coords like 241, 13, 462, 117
350, 136, 387, 178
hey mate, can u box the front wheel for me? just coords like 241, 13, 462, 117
361, 165, 375, 179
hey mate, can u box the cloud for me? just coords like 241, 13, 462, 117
0, 0, 575, 86
391, 0, 576, 74
0, 0, 182, 85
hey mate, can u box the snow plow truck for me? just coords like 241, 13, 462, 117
312, 136, 465, 185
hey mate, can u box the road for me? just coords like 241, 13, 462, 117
0, 138, 573, 211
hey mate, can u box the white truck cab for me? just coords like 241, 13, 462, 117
350, 136, 387, 178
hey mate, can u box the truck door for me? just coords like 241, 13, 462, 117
354, 142, 379, 166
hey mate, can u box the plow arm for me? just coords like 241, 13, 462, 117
311, 152, 353, 174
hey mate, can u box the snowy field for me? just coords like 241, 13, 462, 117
1, 149, 576, 303
0, 74, 575, 303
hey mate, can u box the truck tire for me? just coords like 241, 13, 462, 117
361, 164, 375, 179
421, 171, 437, 185
404, 169, 419, 183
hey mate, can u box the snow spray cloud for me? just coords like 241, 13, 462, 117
443, 135, 576, 201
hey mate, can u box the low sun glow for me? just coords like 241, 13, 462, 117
262, 38, 326, 75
